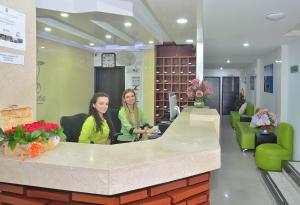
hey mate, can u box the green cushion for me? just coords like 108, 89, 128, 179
230, 111, 240, 128
230, 102, 254, 129
255, 123, 294, 171
236, 122, 259, 149
245, 103, 254, 116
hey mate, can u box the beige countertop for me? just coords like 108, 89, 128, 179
0, 107, 221, 195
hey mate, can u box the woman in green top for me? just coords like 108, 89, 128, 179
79, 92, 115, 144
117, 89, 151, 143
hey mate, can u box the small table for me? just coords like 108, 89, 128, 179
240, 115, 252, 122
255, 132, 277, 149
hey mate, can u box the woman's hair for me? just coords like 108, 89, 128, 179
122, 89, 140, 127
88, 92, 114, 136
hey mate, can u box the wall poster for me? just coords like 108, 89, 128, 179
0, 4, 26, 50
264, 64, 273, 93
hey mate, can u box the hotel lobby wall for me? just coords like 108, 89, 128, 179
94, 50, 155, 125
0, 0, 36, 119
143, 49, 155, 125
243, 63, 256, 106
286, 38, 300, 160
256, 48, 281, 116
37, 38, 94, 124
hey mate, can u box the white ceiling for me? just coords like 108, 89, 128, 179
36, 0, 300, 69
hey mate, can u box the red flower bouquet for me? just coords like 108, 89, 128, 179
0, 121, 66, 157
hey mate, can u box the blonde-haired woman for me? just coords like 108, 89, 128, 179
117, 89, 150, 143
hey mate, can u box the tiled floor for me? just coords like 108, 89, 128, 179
210, 116, 274, 205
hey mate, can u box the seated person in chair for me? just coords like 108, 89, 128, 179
117, 89, 156, 143
79, 92, 115, 144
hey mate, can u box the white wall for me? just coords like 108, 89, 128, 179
243, 63, 256, 106
257, 49, 281, 114
287, 38, 300, 160
0, 0, 36, 120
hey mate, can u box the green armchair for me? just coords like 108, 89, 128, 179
230, 102, 254, 129
255, 123, 294, 171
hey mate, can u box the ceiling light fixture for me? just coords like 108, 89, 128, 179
60, 13, 69, 18
148, 40, 154, 44
124, 22, 132, 27
243, 42, 249, 47
275, 60, 282, 63
89, 42, 95, 46
44, 27, 52, 32
40, 46, 45, 49
177, 18, 188, 24
265, 12, 286, 21
105, 34, 112, 39
226, 59, 230, 64
186, 39, 193, 43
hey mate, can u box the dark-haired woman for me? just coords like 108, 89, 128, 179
79, 92, 114, 144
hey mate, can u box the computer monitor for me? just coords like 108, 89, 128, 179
168, 92, 180, 121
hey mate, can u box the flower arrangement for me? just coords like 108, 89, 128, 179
250, 109, 277, 129
0, 121, 66, 157
187, 79, 213, 106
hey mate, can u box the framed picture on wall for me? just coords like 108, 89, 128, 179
264, 64, 273, 93
250, 76, 255, 90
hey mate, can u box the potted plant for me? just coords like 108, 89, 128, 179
0, 121, 66, 157
187, 79, 213, 108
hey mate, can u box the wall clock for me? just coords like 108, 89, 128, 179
101, 53, 116, 67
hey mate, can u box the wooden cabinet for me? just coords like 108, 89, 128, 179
155, 45, 196, 122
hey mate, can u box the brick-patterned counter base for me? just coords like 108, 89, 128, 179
0, 172, 210, 205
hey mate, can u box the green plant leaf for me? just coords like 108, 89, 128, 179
31, 130, 42, 141
8, 140, 17, 150
0, 128, 5, 137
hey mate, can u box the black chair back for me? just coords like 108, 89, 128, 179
107, 108, 121, 144
60, 113, 87, 142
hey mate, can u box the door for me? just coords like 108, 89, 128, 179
94, 66, 125, 109
222, 77, 239, 115
204, 77, 220, 113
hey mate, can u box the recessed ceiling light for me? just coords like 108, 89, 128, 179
265, 12, 286, 21
220, 67, 223, 70
148, 40, 154, 44
177, 18, 188, 24
89, 42, 95, 46
186, 39, 193, 43
40, 46, 45, 49
60, 13, 69, 18
243, 42, 249, 47
44, 27, 52, 32
105, 34, 112, 39
124, 22, 132, 27
226, 59, 230, 64
275, 60, 282, 63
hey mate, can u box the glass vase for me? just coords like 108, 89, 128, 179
194, 99, 204, 108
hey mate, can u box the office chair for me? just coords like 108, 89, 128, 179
107, 108, 122, 144
60, 113, 87, 142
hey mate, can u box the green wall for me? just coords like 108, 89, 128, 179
143, 49, 155, 125
37, 38, 94, 124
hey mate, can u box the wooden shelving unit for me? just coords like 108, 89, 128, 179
155, 45, 196, 122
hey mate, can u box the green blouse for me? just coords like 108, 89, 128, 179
118, 106, 148, 142
79, 116, 109, 144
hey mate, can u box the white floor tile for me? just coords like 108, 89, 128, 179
210, 116, 274, 205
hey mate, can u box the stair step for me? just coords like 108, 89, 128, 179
262, 170, 300, 205
283, 161, 300, 188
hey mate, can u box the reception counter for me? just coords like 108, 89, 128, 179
0, 108, 220, 205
